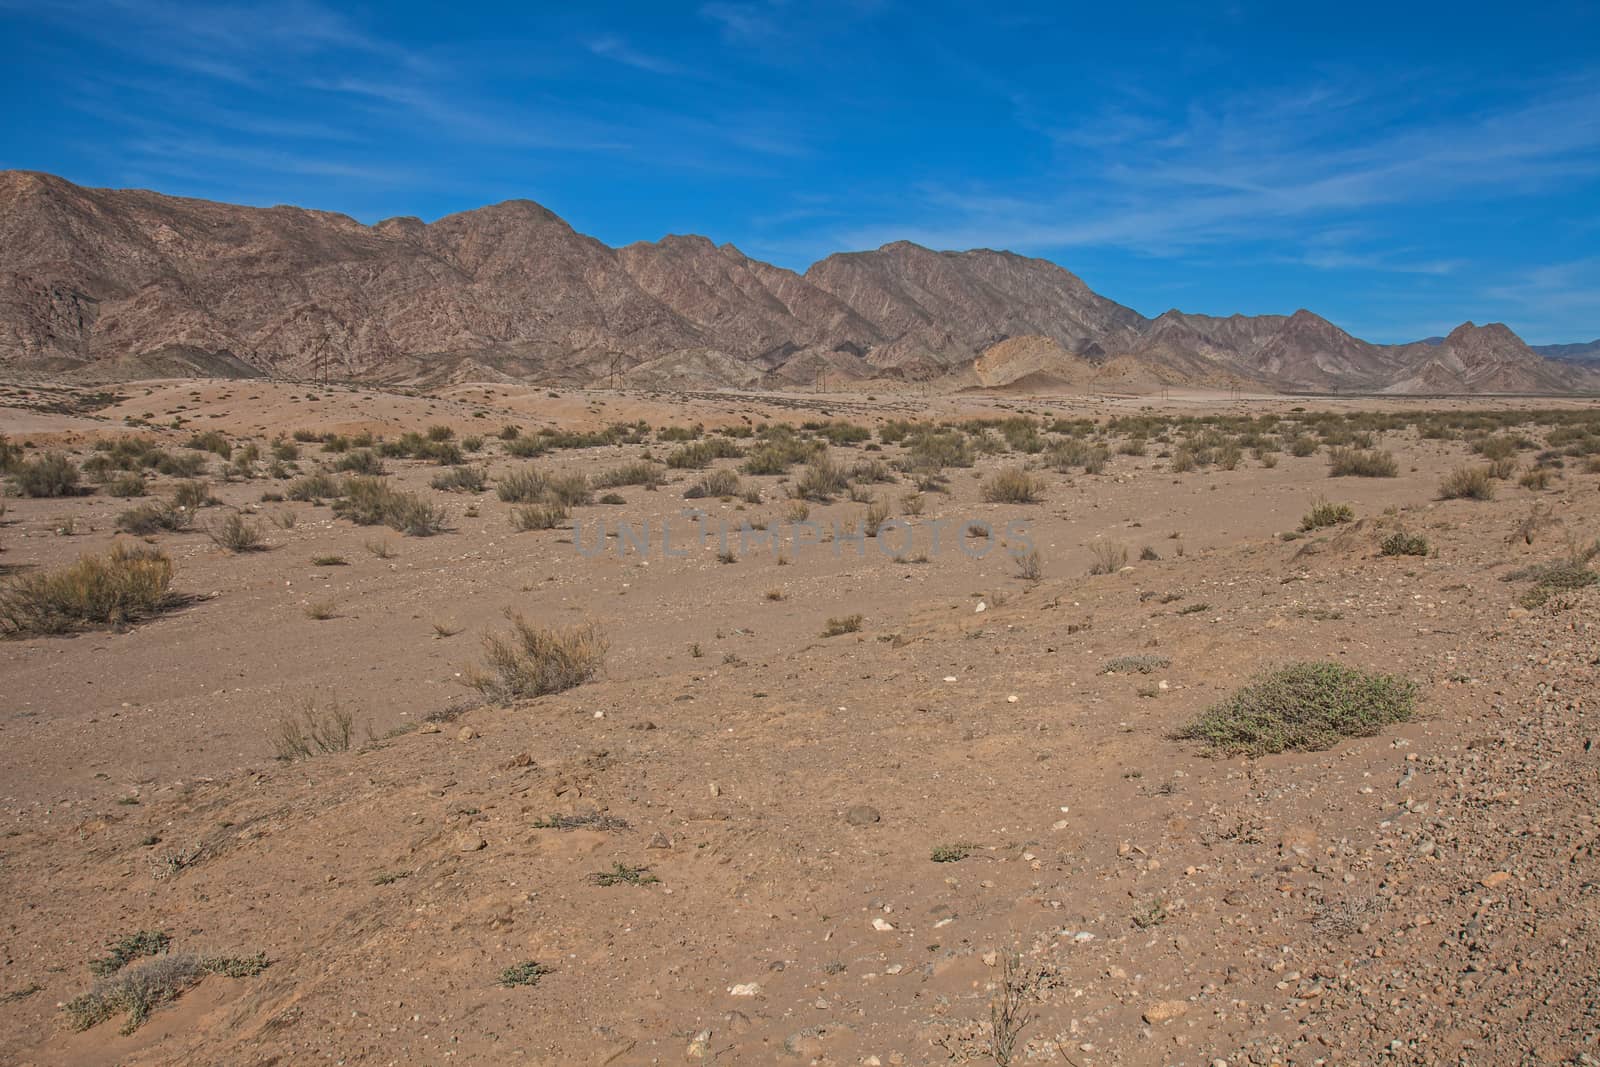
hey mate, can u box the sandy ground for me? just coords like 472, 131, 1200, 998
0, 378, 1597, 1066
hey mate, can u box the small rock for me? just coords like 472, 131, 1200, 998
457, 726, 478, 742
418, 723, 441, 734
647, 831, 673, 850
845, 805, 882, 826
709, 782, 721, 798
872, 918, 896, 932
452, 832, 486, 853
1480, 871, 1512, 888
728, 982, 760, 997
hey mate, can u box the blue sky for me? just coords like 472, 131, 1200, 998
2, 1, 1597, 344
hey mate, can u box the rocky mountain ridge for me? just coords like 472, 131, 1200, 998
0, 170, 1592, 394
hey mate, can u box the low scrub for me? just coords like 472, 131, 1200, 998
468, 615, 608, 701
335, 477, 446, 535
1102, 653, 1170, 674
684, 469, 741, 499
794, 455, 849, 501
1439, 466, 1496, 501
1380, 530, 1430, 557
981, 467, 1045, 504
270, 700, 355, 760
1088, 541, 1128, 575
63, 951, 267, 1034
431, 466, 486, 493
510, 503, 568, 531
1327, 448, 1398, 478
1175, 662, 1417, 756
0, 542, 176, 635
821, 613, 863, 637
116, 501, 192, 535
1299, 499, 1353, 531
12, 453, 80, 497
206, 512, 266, 553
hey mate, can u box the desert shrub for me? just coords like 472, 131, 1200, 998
850, 458, 895, 483
1175, 662, 1417, 756
334, 478, 445, 535
206, 512, 266, 553
821, 613, 864, 636
107, 473, 147, 498
1088, 541, 1128, 575
1327, 448, 1398, 478
426, 424, 455, 442
1439, 466, 1496, 501
906, 430, 974, 471
62, 951, 268, 1034
1287, 435, 1319, 457
1519, 466, 1555, 491
468, 615, 608, 701
594, 461, 666, 489
504, 436, 547, 458
89, 931, 172, 977
684, 469, 741, 499
116, 501, 192, 535
431, 467, 486, 493
286, 473, 340, 502
13, 453, 80, 497
1487, 456, 1518, 480
742, 436, 822, 475
1505, 549, 1598, 608
666, 439, 742, 469
186, 431, 232, 459
1300, 499, 1354, 531
900, 492, 925, 516
0, 434, 21, 473
541, 473, 591, 507
271, 439, 300, 462
981, 467, 1045, 504
270, 699, 355, 760
1102, 653, 1170, 674
1380, 530, 1430, 557
0, 543, 175, 635
510, 503, 568, 531
795, 455, 849, 501
815, 421, 871, 446
657, 425, 701, 442
1013, 548, 1042, 582
171, 480, 216, 510
863, 498, 892, 537
335, 449, 386, 475
155, 451, 208, 478
496, 466, 547, 503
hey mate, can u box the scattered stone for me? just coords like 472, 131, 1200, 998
418, 723, 441, 734
457, 726, 478, 742
452, 831, 486, 852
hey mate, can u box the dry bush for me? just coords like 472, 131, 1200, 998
115, 501, 193, 535
1327, 448, 1398, 478
107, 473, 147, 498
286, 473, 339, 502
510, 503, 568, 531
821, 613, 863, 637
1013, 548, 1042, 582
1088, 540, 1128, 575
468, 615, 608, 701
270, 699, 355, 760
981, 467, 1045, 504
206, 512, 266, 552
12, 453, 80, 497
1102, 653, 1170, 674
1519, 466, 1555, 491
0, 542, 175, 635
496, 466, 548, 503
899, 491, 925, 516
795, 455, 849, 501
171, 480, 216, 510
1439, 466, 1496, 501
988, 951, 1036, 1067
63, 951, 268, 1034
594, 461, 666, 489
431, 466, 486, 493
1380, 530, 1430, 557
1300, 499, 1353, 531
863, 498, 892, 536
335, 477, 446, 535
684, 469, 741, 499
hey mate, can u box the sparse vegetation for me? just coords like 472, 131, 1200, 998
1439, 465, 1496, 500
207, 512, 266, 552
1380, 530, 1430, 557
981, 467, 1045, 504
1102, 653, 1170, 674
1300, 499, 1354, 531
270, 699, 355, 760
1088, 541, 1128, 575
12, 453, 80, 497
468, 615, 608, 701
1175, 661, 1418, 756
0, 542, 176, 635
589, 862, 658, 886
498, 961, 553, 987
1327, 448, 1398, 478
821, 613, 863, 636
63, 951, 268, 1034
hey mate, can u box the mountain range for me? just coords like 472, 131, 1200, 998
1, 170, 1593, 395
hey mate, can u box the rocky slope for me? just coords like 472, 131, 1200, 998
0, 170, 1593, 393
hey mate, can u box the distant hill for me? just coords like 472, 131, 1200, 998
1, 170, 1594, 394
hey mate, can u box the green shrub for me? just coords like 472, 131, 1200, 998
334, 478, 445, 535
1175, 662, 1417, 756
186, 431, 232, 459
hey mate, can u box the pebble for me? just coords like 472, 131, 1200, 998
1143, 1000, 1189, 1024
452, 831, 486, 852
845, 805, 882, 826
457, 726, 477, 742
